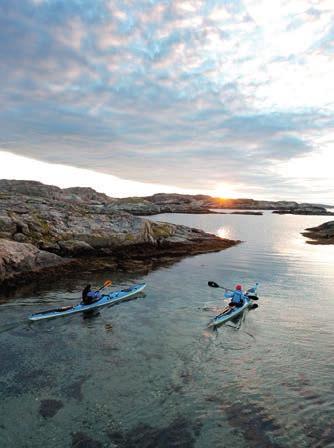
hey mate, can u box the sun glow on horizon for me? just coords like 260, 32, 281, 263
1, 150, 331, 203
212, 182, 239, 200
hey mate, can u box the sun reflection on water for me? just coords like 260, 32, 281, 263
217, 226, 231, 239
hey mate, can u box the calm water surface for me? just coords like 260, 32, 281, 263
0, 212, 333, 447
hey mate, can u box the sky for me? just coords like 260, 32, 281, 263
0, 0, 333, 201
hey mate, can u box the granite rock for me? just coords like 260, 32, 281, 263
302, 221, 334, 244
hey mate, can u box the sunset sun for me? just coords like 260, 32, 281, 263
213, 183, 238, 199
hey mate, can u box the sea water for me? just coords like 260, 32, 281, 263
0, 212, 333, 447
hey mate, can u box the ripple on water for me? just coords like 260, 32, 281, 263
1, 213, 334, 448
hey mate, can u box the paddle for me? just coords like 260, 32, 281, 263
245, 282, 259, 300
246, 294, 259, 301
207, 281, 233, 321
208, 281, 233, 292
208, 281, 259, 300
98, 280, 112, 291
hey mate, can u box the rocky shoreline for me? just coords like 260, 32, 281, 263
0, 180, 240, 288
273, 206, 334, 216
109, 193, 332, 216
302, 221, 334, 245
1, 179, 332, 287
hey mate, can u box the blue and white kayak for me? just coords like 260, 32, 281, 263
28, 283, 146, 321
208, 285, 259, 328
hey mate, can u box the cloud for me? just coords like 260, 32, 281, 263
0, 0, 333, 201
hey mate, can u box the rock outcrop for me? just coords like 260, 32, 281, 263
1, 180, 331, 216
273, 205, 334, 216
302, 221, 334, 244
0, 180, 240, 286
0, 239, 70, 286
109, 194, 214, 215
230, 211, 263, 215
99, 193, 332, 216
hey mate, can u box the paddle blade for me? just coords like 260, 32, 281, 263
98, 280, 113, 290
208, 281, 219, 288
247, 295, 259, 301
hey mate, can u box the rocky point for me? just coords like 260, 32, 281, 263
302, 221, 334, 244
0, 180, 239, 287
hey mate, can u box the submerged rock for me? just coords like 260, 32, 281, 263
107, 416, 199, 448
39, 399, 64, 418
61, 376, 88, 402
223, 401, 282, 448
71, 432, 102, 448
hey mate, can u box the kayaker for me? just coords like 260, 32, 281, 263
224, 284, 246, 308
82, 284, 102, 305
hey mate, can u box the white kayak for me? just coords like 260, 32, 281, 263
28, 283, 146, 321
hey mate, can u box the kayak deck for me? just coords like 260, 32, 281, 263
208, 298, 252, 327
29, 283, 146, 321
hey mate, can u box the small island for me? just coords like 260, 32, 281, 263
273, 206, 334, 216
302, 221, 334, 244
92, 192, 332, 216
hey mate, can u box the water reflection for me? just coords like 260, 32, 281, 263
217, 225, 232, 240
1, 212, 334, 448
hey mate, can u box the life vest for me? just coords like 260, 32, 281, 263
231, 290, 244, 304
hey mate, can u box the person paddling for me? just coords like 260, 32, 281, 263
224, 284, 246, 308
82, 284, 102, 305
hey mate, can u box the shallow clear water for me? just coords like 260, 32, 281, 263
0, 212, 334, 447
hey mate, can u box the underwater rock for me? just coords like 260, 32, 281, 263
71, 432, 102, 448
39, 399, 64, 418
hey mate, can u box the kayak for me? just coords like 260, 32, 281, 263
28, 283, 146, 321
208, 297, 252, 327
208, 285, 258, 328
